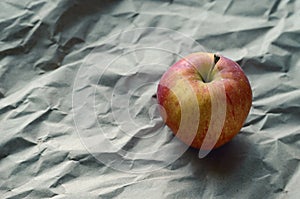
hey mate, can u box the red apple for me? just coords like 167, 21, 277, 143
157, 52, 252, 151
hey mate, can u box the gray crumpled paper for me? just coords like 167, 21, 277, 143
0, 0, 299, 198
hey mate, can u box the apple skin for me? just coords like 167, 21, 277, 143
157, 52, 252, 149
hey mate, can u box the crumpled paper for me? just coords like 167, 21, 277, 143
0, 0, 299, 198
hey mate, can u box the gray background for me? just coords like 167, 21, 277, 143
1, 0, 299, 198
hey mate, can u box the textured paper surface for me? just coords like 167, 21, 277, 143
1, 0, 299, 198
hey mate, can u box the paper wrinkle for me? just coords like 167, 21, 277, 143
1, 0, 300, 198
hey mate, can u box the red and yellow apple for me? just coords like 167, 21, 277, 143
157, 52, 252, 151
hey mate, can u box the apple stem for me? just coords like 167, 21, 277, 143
206, 54, 220, 82
214, 54, 220, 65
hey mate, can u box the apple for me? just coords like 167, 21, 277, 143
157, 52, 252, 151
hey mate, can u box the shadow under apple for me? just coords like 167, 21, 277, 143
171, 134, 253, 178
